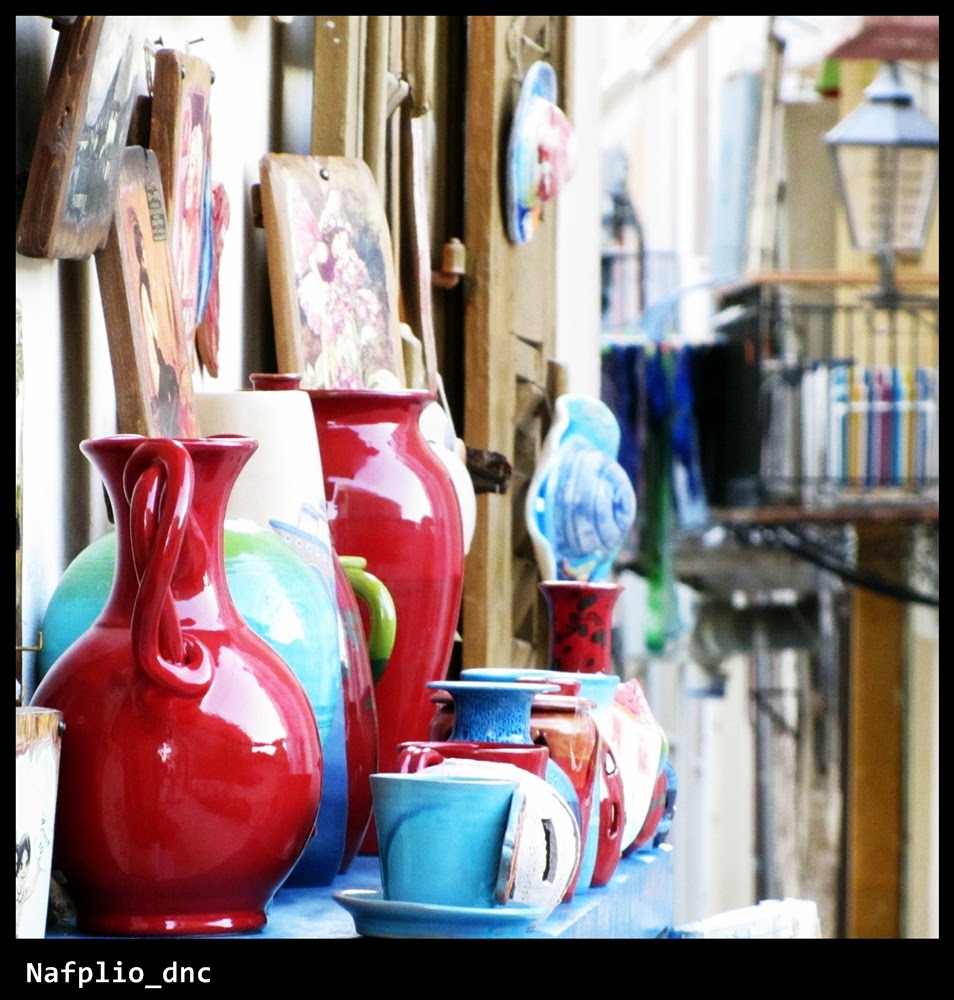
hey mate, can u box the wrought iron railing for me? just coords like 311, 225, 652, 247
741, 290, 939, 507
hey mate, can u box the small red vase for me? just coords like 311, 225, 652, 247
540, 581, 623, 674
30, 436, 323, 935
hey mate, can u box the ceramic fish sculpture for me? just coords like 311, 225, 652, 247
526, 394, 636, 582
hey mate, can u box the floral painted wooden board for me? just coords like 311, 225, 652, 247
259, 154, 406, 390
16, 16, 141, 260
149, 48, 214, 363
525, 394, 636, 582
94, 146, 199, 438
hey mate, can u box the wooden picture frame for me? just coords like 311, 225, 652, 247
94, 146, 198, 438
16, 16, 141, 260
149, 48, 213, 358
258, 153, 405, 390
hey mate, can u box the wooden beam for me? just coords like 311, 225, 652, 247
717, 270, 940, 297
311, 15, 365, 157
709, 504, 938, 526
462, 16, 514, 668
461, 16, 564, 670
362, 16, 389, 192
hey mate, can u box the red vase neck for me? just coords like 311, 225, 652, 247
249, 372, 303, 391
81, 435, 257, 623
306, 388, 435, 428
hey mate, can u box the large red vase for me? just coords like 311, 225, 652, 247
30, 436, 323, 935
257, 381, 465, 853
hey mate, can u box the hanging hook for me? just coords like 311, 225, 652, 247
143, 36, 163, 95
16, 631, 43, 654
507, 18, 527, 82
507, 16, 552, 87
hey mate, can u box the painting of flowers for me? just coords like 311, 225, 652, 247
259, 154, 405, 390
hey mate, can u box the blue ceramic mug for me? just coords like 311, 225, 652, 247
370, 771, 525, 909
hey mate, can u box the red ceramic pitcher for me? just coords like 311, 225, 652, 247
30, 436, 323, 935
252, 376, 464, 855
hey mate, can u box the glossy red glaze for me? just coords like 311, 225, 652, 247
591, 741, 626, 886
394, 740, 549, 779
248, 372, 304, 392
540, 581, 624, 674
529, 694, 601, 901
333, 553, 380, 874
30, 436, 323, 936
304, 388, 464, 853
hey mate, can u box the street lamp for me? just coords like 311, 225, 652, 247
824, 61, 939, 304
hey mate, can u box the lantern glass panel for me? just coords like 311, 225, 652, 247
833, 143, 938, 254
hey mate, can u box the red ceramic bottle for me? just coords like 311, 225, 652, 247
540, 580, 623, 674
30, 436, 323, 935
252, 377, 465, 854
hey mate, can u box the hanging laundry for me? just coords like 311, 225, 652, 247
670, 345, 708, 530
600, 342, 645, 559
640, 347, 680, 655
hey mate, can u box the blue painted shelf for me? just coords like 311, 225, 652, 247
47, 845, 674, 941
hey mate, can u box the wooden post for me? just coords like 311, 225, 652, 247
461, 16, 564, 669
845, 522, 906, 937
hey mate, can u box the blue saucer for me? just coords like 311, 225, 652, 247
332, 889, 548, 939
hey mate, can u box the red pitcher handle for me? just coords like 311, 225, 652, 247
127, 461, 185, 666
124, 440, 213, 698
601, 742, 626, 841
394, 745, 446, 774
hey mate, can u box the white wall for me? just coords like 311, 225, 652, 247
554, 16, 603, 398
16, 15, 283, 701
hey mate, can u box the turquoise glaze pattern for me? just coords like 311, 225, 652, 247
462, 667, 620, 718
526, 394, 636, 583
427, 680, 556, 743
